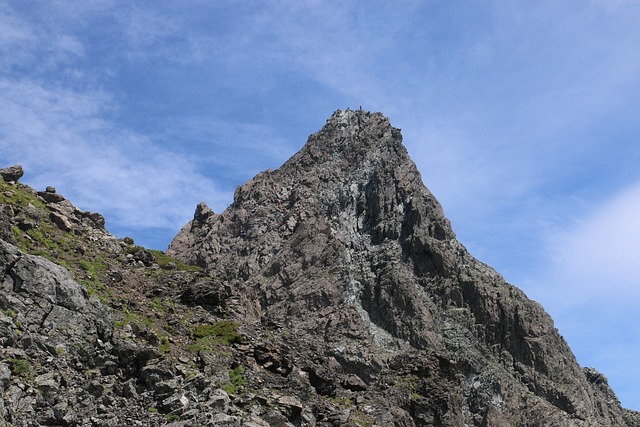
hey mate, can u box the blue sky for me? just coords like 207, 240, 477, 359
1, 0, 639, 410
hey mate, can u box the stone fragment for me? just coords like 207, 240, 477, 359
50, 211, 73, 232
79, 211, 106, 229
133, 248, 155, 266
480, 405, 511, 427
207, 389, 230, 413
342, 374, 367, 391
277, 395, 302, 409
38, 190, 65, 203
209, 414, 238, 426
161, 392, 189, 413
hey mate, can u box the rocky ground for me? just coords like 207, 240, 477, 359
1, 110, 639, 426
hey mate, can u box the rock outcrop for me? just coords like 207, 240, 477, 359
0, 165, 23, 183
169, 109, 635, 426
0, 239, 112, 423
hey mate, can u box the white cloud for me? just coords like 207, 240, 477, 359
541, 182, 640, 305
0, 2, 237, 248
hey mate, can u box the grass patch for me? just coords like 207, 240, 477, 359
76, 258, 112, 302
2, 308, 16, 318
149, 249, 202, 272
8, 358, 32, 379
150, 298, 168, 313
0, 182, 46, 208
125, 245, 144, 255
395, 375, 425, 399
193, 320, 242, 345
350, 410, 375, 427
159, 335, 171, 353
114, 309, 154, 331
329, 396, 353, 409
26, 228, 58, 250
220, 365, 245, 395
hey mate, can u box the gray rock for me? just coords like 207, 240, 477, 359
0, 165, 24, 183
83, 211, 106, 229
207, 389, 230, 413
161, 392, 190, 413
209, 413, 239, 426
341, 374, 367, 391
50, 211, 73, 232
38, 190, 65, 203
480, 405, 511, 427
133, 248, 155, 266
0, 363, 10, 386
0, 211, 17, 245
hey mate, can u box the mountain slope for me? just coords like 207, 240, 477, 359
169, 109, 635, 426
0, 170, 265, 426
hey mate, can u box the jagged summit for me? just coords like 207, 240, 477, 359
169, 109, 452, 270
168, 111, 635, 425
286, 109, 411, 169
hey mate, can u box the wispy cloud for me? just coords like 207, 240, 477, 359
0, 2, 234, 247
0, 78, 231, 238
537, 181, 640, 306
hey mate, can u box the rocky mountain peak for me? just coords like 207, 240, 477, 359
3, 111, 638, 426
170, 109, 452, 273
286, 109, 405, 169
167, 110, 638, 425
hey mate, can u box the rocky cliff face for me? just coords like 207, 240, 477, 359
1, 111, 638, 427
169, 110, 636, 426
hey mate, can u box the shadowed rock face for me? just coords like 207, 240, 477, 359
169, 110, 631, 425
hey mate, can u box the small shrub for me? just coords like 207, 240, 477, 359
125, 245, 144, 255
159, 335, 171, 353
150, 298, 167, 313
330, 396, 353, 409
222, 365, 245, 395
8, 358, 31, 379
149, 249, 203, 272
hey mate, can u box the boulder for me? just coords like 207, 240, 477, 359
0, 165, 24, 183
38, 190, 65, 203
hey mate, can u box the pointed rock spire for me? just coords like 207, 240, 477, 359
168, 110, 631, 425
